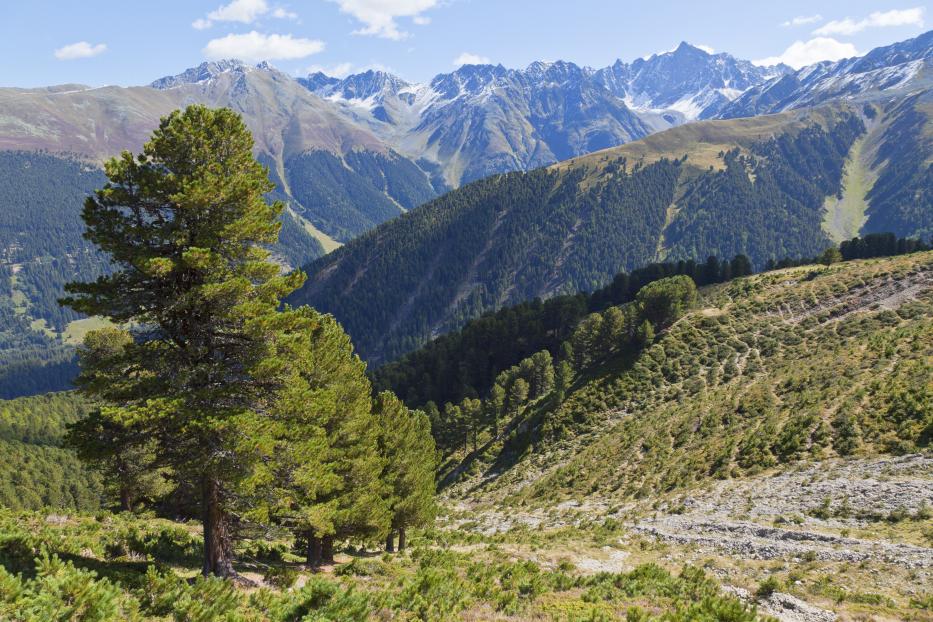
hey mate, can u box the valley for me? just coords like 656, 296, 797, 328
0, 11, 931, 621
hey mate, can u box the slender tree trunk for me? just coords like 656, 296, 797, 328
119, 486, 134, 513
322, 535, 335, 564
306, 533, 322, 568
398, 527, 407, 552
385, 531, 395, 553
201, 476, 235, 578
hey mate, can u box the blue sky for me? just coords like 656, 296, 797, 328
1, 1, 929, 87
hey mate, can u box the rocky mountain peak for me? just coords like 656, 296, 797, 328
147, 59, 286, 90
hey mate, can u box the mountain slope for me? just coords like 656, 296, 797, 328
0, 60, 442, 245
290, 104, 897, 362
595, 41, 789, 119
719, 30, 933, 119
0, 392, 101, 511
441, 250, 933, 506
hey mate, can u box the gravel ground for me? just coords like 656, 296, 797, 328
450, 454, 933, 621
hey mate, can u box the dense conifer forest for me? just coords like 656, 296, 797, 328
284, 149, 445, 241
372, 253, 755, 409
0, 392, 102, 511
863, 95, 933, 239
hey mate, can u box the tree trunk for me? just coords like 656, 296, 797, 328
201, 476, 235, 578
119, 486, 134, 513
322, 535, 335, 564
385, 531, 395, 553
306, 533, 322, 568
398, 527, 407, 552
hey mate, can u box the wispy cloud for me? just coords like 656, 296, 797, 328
203, 31, 324, 62
695, 44, 715, 54
781, 14, 822, 27
271, 7, 298, 19
305, 62, 355, 78
54, 41, 107, 60
193, 0, 297, 29
453, 52, 490, 66
814, 7, 924, 36
328, 0, 439, 40
754, 37, 859, 69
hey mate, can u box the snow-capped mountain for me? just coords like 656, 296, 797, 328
297, 44, 796, 184
720, 31, 933, 118
594, 42, 790, 119
150, 59, 262, 89
300, 44, 788, 184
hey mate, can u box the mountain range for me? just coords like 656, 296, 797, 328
0, 30, 930, 386
302, 42, 790, 185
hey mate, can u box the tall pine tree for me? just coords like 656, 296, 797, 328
62, 105, 306, 578
375, 392, 436, 552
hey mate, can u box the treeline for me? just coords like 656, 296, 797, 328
0, 392, 104, 511
376, 230, 929, 422
764, 232, 930, 270
427, 275, 699, 454
373, 253, 753, 408
425, 229, 931, 459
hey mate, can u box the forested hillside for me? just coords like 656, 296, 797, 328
0, 392, 102, 511
284, 149, 446, 241
0, 153, 106, 397
0, 151, 328, 397
372, 254, 755, 408
292, 107, 881, 363
863, 94, 933, 238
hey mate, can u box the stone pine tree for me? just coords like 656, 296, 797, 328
61, 105, 306, 578
265, 307, 389, 567
64, 328, 172, 512
376, 392, 436, 553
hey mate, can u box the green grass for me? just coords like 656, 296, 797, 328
0, 510, 774, 621
822, 133, 875, 243
62, 317, 113, 346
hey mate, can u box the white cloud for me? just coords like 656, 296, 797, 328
328, 0, 439, 40
204, 31, 324, 62
781, 14, 822, 27
814, 8, 924, 36
54, 41, 107, 60
753, 37, 859, 69
272, 7, 298, 19
695, 44, 715, 54
453, 52, 490, 66
412, 15, 430, 25
194, 0, 296, 28
209, 0, 269, 22
305, 62, 354, 78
